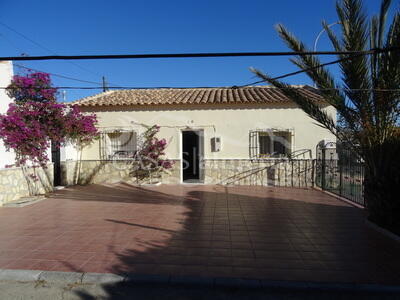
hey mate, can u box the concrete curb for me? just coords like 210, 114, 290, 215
0, 269, 43, 281
0, 269, 399, 293
38, 271, 83, 284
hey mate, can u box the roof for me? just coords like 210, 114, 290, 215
73, 85, 325, 107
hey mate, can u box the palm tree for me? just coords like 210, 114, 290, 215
252, 0, 400, 233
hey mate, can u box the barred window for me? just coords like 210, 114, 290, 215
101, 131, 137, 160
250, 130, 292, 159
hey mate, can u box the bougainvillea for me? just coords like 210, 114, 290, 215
0, 72, 99, 167
136, 125, 174, 172
5, 72, 57, 104
64, 105, 99, 145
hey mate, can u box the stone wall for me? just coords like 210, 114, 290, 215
60, 160, 181, 186
204, 159, 315, 187
0, 164, 54, 206
60, 159, 314, 188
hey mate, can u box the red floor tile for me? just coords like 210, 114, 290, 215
0, 183, 398, 285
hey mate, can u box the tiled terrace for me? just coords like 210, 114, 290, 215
0, 184, 399, 285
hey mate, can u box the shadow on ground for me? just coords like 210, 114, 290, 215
51, 183, 400, 299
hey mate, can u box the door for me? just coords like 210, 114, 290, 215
51, 141, 61, 186
182, 131, 202, 182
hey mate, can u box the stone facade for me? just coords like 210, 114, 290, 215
0, 164, 54, 206
204, 159, 314, 187
60, 159, 314, 188
60, 160, 181, 186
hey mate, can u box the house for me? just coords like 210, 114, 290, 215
62, 86, 336, 186
0, 61, 53, 206
0, 61, 15, 168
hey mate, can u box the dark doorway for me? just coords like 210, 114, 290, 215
182, 131, 200, 182
51, 142, 61, 186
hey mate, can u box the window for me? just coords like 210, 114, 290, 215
101, 131, 137, 159
249, 130, 292, 159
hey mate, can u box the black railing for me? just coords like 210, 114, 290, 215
316, 144, 365, 206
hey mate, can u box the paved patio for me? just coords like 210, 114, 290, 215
0, 184, 399, 285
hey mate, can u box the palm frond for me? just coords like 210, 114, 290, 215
336, 0, 372, 113
275, 25, 346, 107
276, 24, 359, 132
378, 0, 392, 48
254, 0, 398, 148
250, 68, 338, 135
322, 20, 344, 53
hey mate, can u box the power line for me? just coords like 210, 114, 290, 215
0, 21, 121, 86
240, 54, 363, 87
1, 86, 400, 92
0, 32, 27, 56
13, 63, 103, 85
0, 21, 99, 76
0, 21, 56, 54
2, 48, 399, 92
0, 48, 398, 62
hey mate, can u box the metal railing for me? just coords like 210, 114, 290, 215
316, 145, 365, 206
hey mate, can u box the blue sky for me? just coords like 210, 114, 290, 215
0, 0, 395, 101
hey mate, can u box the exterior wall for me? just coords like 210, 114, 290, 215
0, 164, 54, 206
79, 103, 336, 161
62, 102, 334, 186
0, 62, 55, 204
60, 160, 180, 186
0, 61, 15, 169
61, 159, 314, 188
204, 159, 314, 187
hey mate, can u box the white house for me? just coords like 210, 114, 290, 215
0, 61, 53, 206
61, 86, 336, 187
0, 61, 15, 169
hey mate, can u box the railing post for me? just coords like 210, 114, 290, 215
321, 149, 326, 190
339, 155, 343, 196
311, 159, 315, 187
291, 160, 294, 187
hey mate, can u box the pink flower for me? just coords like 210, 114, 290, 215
0, 73, 99, 167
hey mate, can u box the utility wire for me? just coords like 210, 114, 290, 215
14, 63, 103, 85
0, 32, 27, 56
4, 51, 400, 91
239, 54, 365, 87
1, 86, 400, 92
0, 21, 121, 86
0, 47, 398, 61
0, 21, 56, 55
0, 21, 99, 76
2, 48, 399, 92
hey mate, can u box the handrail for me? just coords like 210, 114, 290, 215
288, 149, 312, 160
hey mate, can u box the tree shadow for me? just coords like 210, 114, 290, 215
50, 182, 186, 205
105, 219, 177, 233
71, 185, 400, 299
20, 165, 53, 197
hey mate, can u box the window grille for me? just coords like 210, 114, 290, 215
249, 129, 292, 159
100, 131, 137, 160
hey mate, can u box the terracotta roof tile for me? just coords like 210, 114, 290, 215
73, 85, 326, 107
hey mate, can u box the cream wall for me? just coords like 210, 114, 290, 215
79, 103, 336, 160
0, 61, 15, 169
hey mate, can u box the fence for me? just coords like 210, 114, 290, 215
315, 142, 365, 206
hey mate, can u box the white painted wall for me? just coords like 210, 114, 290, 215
60, 142, 78, 161
0, 61, 15, 169
78, 103, 336, 160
